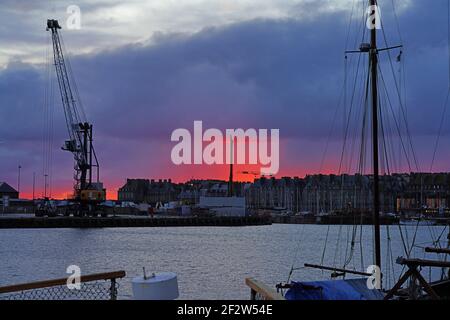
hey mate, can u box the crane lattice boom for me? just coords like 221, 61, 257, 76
46, 19, 104, 204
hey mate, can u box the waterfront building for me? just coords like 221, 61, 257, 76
245, 177, 304, 212
397, 173, 450, 215
0, 182, 19, 199
117, 173, 450, 217
118, 179, 179, 205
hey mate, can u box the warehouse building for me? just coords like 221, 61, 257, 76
0, 181, 19, 199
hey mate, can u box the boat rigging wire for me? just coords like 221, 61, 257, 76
378, 66, 414, 172
379, 16, 420, 172
286, 224, 307, 283
287, 0, 430, 283
430, 0, 450, 172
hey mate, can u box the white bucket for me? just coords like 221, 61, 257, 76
132, 272, 179, 300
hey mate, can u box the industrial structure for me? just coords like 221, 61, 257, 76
45, 19, 106, 216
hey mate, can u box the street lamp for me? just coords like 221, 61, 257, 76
17, 165, 22, 196
32, 172, 36, 200
44, 174, 48, 198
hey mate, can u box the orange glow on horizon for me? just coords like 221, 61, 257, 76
16, 161, 345, 200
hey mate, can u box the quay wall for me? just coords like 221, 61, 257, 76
0, 216, 272, 229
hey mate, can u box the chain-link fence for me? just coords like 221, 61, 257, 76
0, 271, 125, 300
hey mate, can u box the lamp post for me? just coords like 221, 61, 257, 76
17, 165, 22, 196
32, 172, 36, 200
44, 174, 48, 198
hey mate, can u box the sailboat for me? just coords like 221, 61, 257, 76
246, 0, 450, 300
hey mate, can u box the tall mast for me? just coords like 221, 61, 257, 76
228, 136, 234, 197
369, 0, 382, 281
304, 0, 403, 284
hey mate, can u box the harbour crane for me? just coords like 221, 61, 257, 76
45, 19, 106, 216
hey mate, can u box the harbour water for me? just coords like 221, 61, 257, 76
0, 224, 447, 299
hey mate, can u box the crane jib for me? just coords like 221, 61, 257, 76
46, 19, 105, 209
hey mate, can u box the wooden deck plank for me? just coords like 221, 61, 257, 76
245, 278, 285, 300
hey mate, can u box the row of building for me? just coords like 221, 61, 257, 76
118, 173, 450, 215
3, 173, 449, 215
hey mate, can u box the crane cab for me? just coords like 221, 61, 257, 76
80, 189, 106, 202
80, 183, 106, 203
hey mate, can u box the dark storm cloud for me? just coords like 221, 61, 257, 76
2, 0, 450, 192
63, 15, 351, 141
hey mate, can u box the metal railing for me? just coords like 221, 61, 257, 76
0, 271, 126, 300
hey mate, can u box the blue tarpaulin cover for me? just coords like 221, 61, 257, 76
285, 278, 384, 300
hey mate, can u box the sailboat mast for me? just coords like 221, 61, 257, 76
370, 0, 382, 280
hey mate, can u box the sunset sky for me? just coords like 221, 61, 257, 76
1, 0, 450, 199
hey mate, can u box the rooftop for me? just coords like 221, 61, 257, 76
0, 182, 18, 193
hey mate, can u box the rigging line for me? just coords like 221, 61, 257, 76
387, 97, 401, 173
339, 1, 369, 174
349, 0, 365, 54
344, 0, 357, 51
59, 34, 87, 123
404, 222, 411, 254
333, 224, 345, 269
359, 215, 364, 271
388, 226, 395, 288
346, 55, 368, 174
351, 55, 370, 173
56, 34, 82, 134
318, 72, 345, 173
343, 223, 358, 268
385, 225, 391, 288
435, 225, 448, 244
379, 25, 420, 172
359, 58, 370, 173
379, 86, 396, 177
442, 225, 449, 279
357, 65, 371, 175
380, 92, 395, 172
343, 225, 350, 267
358, 111, 368, 175
287, 224, 306, 283
343, 226, 350, 269
379, 97, 391, 176
338, 52, 363, 174
378, 66, 414, 172
390, 0, 404, 44
52, 33, 73, 143
383, 92, 395, 175
427, 220, 438, 246
319, 225, 331, 269
430, 0, 450, 171
407, 219, 421, 258
397, 224, 409, 257
344, 54, 348, 141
